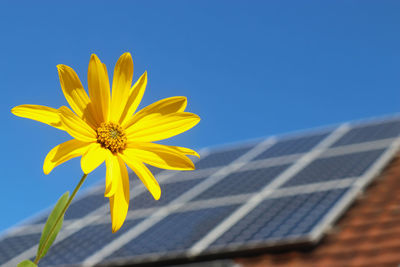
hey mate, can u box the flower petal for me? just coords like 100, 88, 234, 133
118, 71, 147, 125
57, 65, 97, 128
120, 153, 161, 200
59, 106, 97, 142
125, 142, 195, 170
11, 104, 64, 130
165, 146, 200, 158
88, 54, 110, 123
109, 156, 130, 233
122, 96, 187, 129
110, 53, 134, 122
104, 152, 118, 197
43, 139, 91, 174
80, 143, 107, 174
125, 112, 200, 142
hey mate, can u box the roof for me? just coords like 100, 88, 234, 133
1, 115, 400, 267
235, 154, 400, 267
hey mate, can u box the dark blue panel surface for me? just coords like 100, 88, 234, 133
192, 164, 291, 201
144, 165, 165, 176
38, 219, 143, 266
210, 188, 348, 248
108, 205, 239, 259
195, 145, 255, 169
281, 149, 385, 188
254, 132, 329, 160
30, 190, 107, 224
331, 120, 400, 147
129, 178, 206, 210
64, 191, 108, 220
0, 233, 41, 265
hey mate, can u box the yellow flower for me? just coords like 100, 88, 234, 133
11, 53, 200, 232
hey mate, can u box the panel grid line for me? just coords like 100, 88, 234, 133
322, 138, 395, 158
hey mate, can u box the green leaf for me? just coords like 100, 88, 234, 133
36, 191, 70, 261
17, 260, 37, 267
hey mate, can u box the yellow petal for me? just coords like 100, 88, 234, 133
11, 104, 64, 130
110, 53, 134, 122
80, 143, 107, 174
118, 71, 147, 125
125, 112, 200, 142
165, 146, 200, 158
122, 96, 187, 129
104, 152, 118, 197
57, 65, 97, 128
109, 156, 130, 233
88, 54, 110, 123
120, 153, 161, 200
59, 106, 97, 142
43, 139, 91, 174
125, 142, 195, 170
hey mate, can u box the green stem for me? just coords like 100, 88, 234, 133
34, 173, 88, 264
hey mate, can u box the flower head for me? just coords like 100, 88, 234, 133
12, 53, 200, 232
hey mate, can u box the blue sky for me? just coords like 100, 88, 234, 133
1, 1, 399, 232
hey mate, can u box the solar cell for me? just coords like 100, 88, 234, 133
106, 205, 240, 261
0, 233, 41, 264
209, 188, 348, 249
254, 132, 330, 160
29, 189, 108, 224
331, 120, 400, 147
192, 164, 291, 201
281, 148, 386, 188
166, 168, 217, 183
64, 191, 108, 220
129, 178, 207, 210
146, 165, 165, 175
37, 219, 143, 266
194, 145, 255, 169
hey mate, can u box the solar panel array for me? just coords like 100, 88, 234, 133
1, 116, 400, 267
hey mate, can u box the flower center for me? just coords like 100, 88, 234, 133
96, 122, 127, 154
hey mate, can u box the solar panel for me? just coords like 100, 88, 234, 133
64, 190, 108, 220
194, 144, 255, 169
105, 205, 240, 263
192, 164, 291, 200
0, 234, 41, 264
331, 119, 400, 147
209, 188, 349, 249
37, 219, 144, 266
1, 116, 400, 267
129, 178, 207, 210
254, 132, 330, 160
281, 149, 386, 188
